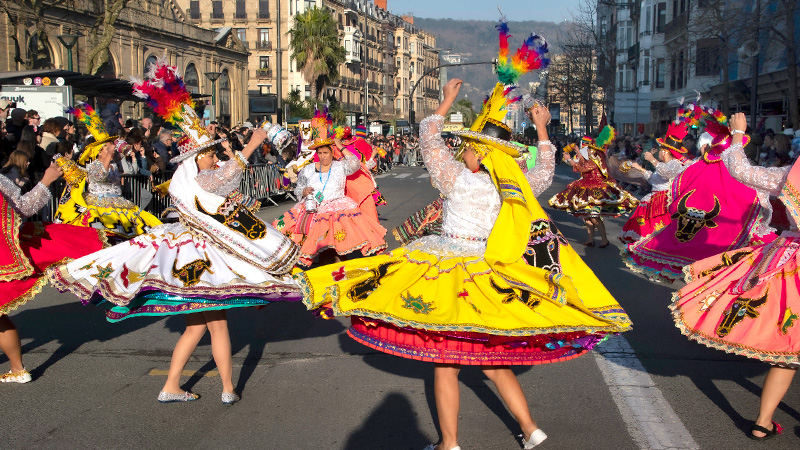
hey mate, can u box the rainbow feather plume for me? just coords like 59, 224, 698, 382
132, 59, 194, 125
65, 102, 105, 137
494, 19, 550, 85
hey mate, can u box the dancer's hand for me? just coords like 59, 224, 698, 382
643, 151, 656, 164
442, 79, 462, 102
530, 105, 551, 129
41, 162, 63, 187
302, 187, 314, 197
729, 112, 747, 134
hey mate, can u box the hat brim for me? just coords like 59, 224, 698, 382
170, 138, 226, 164
308, 138, 335, 150
450, 130, 525, 157
78, 135, 119, 164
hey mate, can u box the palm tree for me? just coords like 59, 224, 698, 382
448, 98, 477, 128
288, 7, 346, 100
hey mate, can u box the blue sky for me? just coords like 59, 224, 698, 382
388, 0, 581, 22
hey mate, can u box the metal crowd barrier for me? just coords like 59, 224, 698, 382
27, 163, 292, 222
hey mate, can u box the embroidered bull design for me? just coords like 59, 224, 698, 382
195, 197, 267, 240
716, 292, 768, 337
172, 256, 214, 287
525, 220, 567, 273
671, 190, 721, 243
346, 261, 400, 302
490, 278, 540, 310
698, 250, 749, 278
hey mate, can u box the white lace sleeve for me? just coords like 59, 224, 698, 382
642, 170, 654, 180
524, 142, 556, 196
420, 114, 463, 195
294, 165, 312, 199
365, 159, 376, 170
721, 143, 790, 196
655, 159, 684, 180
340, 150, 361, 176
0, 176, 52, 218
196, 155, 246, 196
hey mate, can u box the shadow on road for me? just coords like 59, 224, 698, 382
161, 301, 347, 395
5, 300, 160, 379
338, 333, 533, 444
342, 392, 430, 449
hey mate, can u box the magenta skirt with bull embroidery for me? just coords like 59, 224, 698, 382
623, 158, 775, 283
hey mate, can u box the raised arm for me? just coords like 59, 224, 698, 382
722, 113, 790, 196
196, 153, 248, 196
0, 163, 60, 218
422, 79, 467, 195
339, 148, 361, 176
522, 103, 555, 196
655, 159, 685, 180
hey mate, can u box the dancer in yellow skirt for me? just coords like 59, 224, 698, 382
54, 103, 160, 239
296, 21, 632, 450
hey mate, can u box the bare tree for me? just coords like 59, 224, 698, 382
763, 0, 799, 129
2, 0, 70, 69
570, 0, 617, 124
86, 0, 130, 75
559, 20, 598, 134
547, 55, 582, 133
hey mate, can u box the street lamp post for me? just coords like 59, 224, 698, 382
57, 32, 83, 72
204, 71, 222, 121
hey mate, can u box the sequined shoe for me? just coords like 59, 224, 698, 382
157, 391, 199, 403
221, 392, 240, 406
0, 369, 32, 383
522, 429, 548, 449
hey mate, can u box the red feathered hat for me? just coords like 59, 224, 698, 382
657, 122, 690, 161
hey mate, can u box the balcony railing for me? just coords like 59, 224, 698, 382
257, 68, 273, 78
234, 12, 247, 20
258, 11, 270, 20
664, 12, 687, 42
255, 41, 273, 50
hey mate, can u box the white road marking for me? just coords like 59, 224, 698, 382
374, 173, 390, 178
554, 174, 574, 181
417, 173, 430, 178
593, 335, 699, 450
395, 173, 411, 178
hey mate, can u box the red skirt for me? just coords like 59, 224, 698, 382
619, 190, 670, 244
348, 317, 598, 366
1, 222, 106, 315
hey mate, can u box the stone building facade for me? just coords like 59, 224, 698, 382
0, 0, 250, 126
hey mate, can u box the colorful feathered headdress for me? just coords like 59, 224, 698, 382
66, 102, 119, 164
583, 126, 615, 153
308, 107, 335, 150
132, 58, 223, 163
452, 19, 550, 157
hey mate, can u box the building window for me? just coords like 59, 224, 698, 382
211, 0, 223, 19
696, 38, 720, 77
189, 0, 200, 19
304, 0, 315, 11
656, 58, 665, 88
185, 63, 200, 94
235, 0, 246, 19
235, 28, 247, 45
258, 29, 271, 49
259, 0, 270, 19
260, 56, 270, 69
654, 3, 666, 33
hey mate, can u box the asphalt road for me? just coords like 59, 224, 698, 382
1, 165, 798, 449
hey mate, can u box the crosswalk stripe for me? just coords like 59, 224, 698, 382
417, 173, 430, 178
395, 173, 411, 178
374, 173, 390, 178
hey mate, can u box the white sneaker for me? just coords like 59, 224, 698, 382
0, 369, 32, 383
522, 429, 547, 449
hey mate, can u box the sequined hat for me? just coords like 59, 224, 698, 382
656, 122, 690, 161
307, 108, 335, 150
452, 19, 549, 158
260, 120, 293, 150
131, 58, 224, 164
66, 102, 119, 165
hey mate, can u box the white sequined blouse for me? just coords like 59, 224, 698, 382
196, 154, 248, 197
83, 160, 136, 209
404, 114, 502, 257
0, 175, 51, 218
294, 151, 361, 213
640, 159, 689, 202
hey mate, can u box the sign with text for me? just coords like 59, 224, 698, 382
0, 85, 72, 121
450, 112, 463, 123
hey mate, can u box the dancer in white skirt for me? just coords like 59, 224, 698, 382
48, 61, 300, 405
